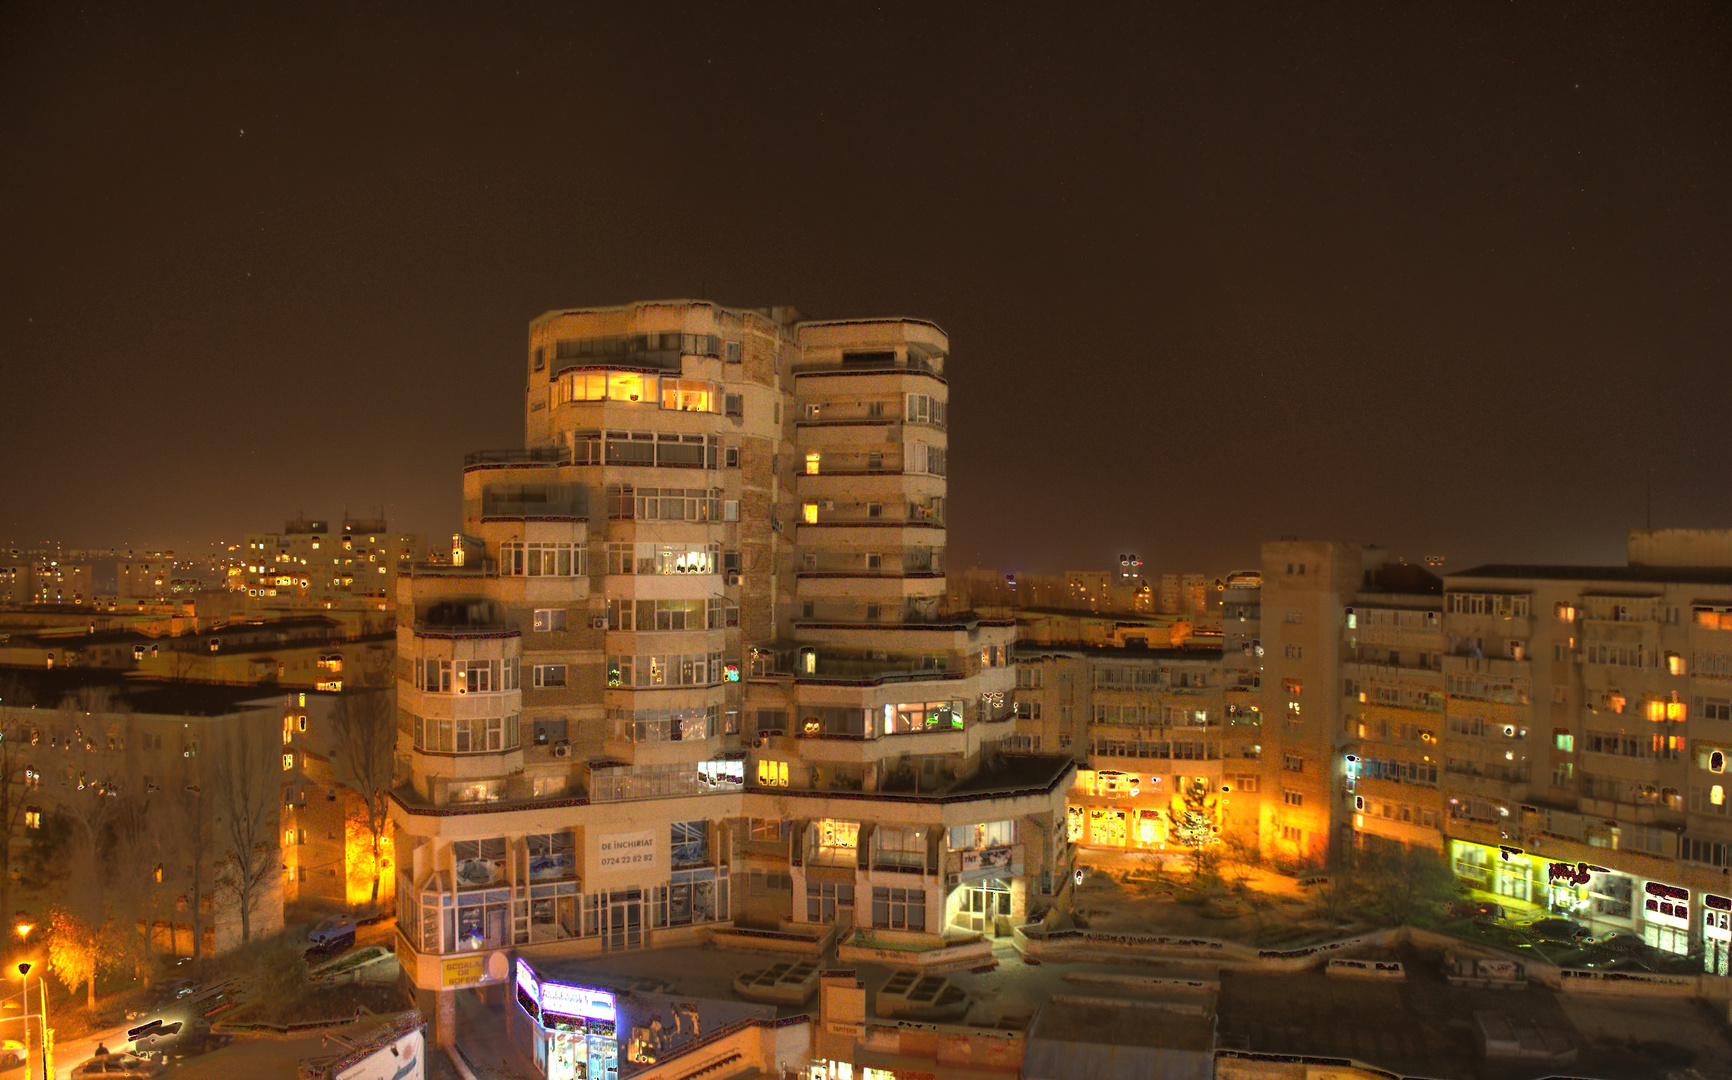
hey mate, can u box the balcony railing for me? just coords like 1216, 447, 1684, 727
464, 447, 566, 468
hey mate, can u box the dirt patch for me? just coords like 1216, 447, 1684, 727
227, 983, 411, 1027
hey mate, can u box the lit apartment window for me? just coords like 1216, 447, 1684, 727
533, 664, 568, 688
757, 760, 789, 786
803, 503, 818, 525
805, 453, 820, 475
24, 808, 41, 830
282, 753, 295, 771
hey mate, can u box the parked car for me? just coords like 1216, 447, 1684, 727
72, 1050, 164, 1076
307, 915, 356, 952
1519, 917, 1592, 943
0, 1039, 22, 1068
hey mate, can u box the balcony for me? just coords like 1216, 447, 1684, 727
794, 656, 961, 686
463, 447, 567, 470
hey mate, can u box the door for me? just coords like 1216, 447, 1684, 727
486, 906, 507, 949
1705, 910, 1731, 976
607, 890, 643, 951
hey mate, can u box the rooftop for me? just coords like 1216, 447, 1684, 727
1450, 563, 1732, 586
0, 666, 301, 716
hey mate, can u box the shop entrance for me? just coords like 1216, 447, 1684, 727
959, 878, 1012, 933
606, 889, 643, 951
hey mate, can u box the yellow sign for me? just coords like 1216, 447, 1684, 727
442, 956, 485, 987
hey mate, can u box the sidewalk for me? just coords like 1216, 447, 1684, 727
453, 989, 538, 1080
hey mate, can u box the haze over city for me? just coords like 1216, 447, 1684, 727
5, 4, 1729, 575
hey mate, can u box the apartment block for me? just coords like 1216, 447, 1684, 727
1339, 564, 1447, 852
1016, 638, 1266, 854
237, 517, 426, 614
1432, 530, 1732, 973
388, 301, 1072, 1042
0, 671, 287, 957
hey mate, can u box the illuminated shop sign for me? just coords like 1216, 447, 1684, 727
1706, 894, 1732, 913
515, 959, 541, 1022
1546, 861, 1609, 887
541, 982, 616, 1021
1644, 881, 1690, 925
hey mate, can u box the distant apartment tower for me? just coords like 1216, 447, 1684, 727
238, 518, 425, 613
389, 301, 1072, 1041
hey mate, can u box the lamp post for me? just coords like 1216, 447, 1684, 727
14, 962, 46, 1080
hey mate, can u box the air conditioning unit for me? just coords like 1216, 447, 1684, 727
554, 744, 570, 758
822, 501, 835, 511
726, 572, 741, 586
591, 616, 608, 630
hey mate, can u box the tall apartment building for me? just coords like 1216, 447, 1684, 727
237, 517, 425, 613
389, 301, 1073, 1043
1433, 530, 1732, 973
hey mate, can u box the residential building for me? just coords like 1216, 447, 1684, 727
237, 517, 426, 614
1339, 564, 1447, 853
1434, 529, 1732, 972
389, 301, 1073, 1044
0, 670, 288, 956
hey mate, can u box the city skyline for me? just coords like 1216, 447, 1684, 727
5, 5, 1729, 574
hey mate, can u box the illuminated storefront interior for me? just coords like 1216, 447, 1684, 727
1642, 880, 1692, 956
515, 960, 619, 1080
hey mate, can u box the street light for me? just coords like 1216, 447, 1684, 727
14, 963, 46, 1080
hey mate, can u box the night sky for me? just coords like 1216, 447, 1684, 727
3, 3, 1728, 577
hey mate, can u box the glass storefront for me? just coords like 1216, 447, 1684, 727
1641, 880, 1692, 956
1087, 807, 1127, 847
1704, 895, 1731, 976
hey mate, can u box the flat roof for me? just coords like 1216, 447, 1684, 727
0, 667, 292, 716
1450, 563, 1732, 586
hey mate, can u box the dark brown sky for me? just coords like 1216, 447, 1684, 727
2, 3, 1728, 576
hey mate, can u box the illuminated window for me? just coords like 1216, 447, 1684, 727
1667, 652, 1686, 676
1555, 731, 1574, 752
1066, 805, 1084, 841
1715, 786, 1726, 807
283, 753, 295, 771
24, 808, 40, 830
805, 453, 821, 475
803, 503, 819, 524
757, 759, 789, 786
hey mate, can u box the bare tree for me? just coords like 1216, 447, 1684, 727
211, 715, 281, 944
329, 686, 397, 910
166, 761, 213, 962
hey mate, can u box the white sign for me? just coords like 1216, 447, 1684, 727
541, 982, 616, 1021
335, 1028, 424, 1080
598, 830, 658, 874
